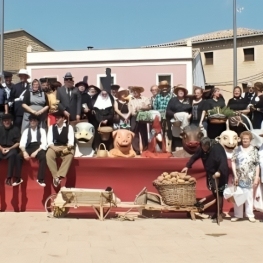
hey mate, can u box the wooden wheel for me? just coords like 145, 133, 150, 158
44, 194, 57, 217
44, 193, 69, 218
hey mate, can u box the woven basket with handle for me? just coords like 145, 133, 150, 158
153, 180, 196, 206
96, 143, 108, 157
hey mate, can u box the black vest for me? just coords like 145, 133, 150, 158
26, 128, 41, 148
52, 125, 69, 146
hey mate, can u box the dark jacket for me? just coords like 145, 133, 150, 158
57, 86, 81, 121
0, 125, 20, 147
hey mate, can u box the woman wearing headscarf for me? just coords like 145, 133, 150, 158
75, 81, 90, 120
93, 89, 114, 151
166, 85, 192, 150
227, 86, 249, 135
206, 88, 226, 139
86, 85, 101, 127
21, 79, 49, 132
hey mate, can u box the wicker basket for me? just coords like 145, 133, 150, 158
153, 180, 196, 206
209, 118, 227, 124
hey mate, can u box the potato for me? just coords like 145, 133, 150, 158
184, 175, 191, 180
170, 177, 177, 183
165, 174, 171, 180
162, 172, 169, 176
177, 179, 185, 183
189, 178, 197, 183
170, 172, 179, 177
157, 176, 164, 182
179, 175, 186, 180
162, 180, 169, 184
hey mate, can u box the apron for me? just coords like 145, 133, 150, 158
21, 91, 47, 133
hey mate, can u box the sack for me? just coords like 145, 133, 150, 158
254, 183, 263, 212
97, 143, 108, 157
223, 185, 248, 207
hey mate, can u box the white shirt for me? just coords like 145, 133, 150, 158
20, 127, 47, 151
47, 123, 74, 147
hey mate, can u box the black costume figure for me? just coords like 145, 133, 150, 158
186, 141, 229, 220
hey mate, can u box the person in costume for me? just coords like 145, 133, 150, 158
9, 69, 30, 129
46, 111, 75, 187
75, 81, 90, 120
227, 86, 249, 135
231, 131, 259, 222
166, 85, 192, 150
92, 90, 115, 151
191, 87, 208, 130
206, 87, 226, 139
128, 86, 151, 154
21, 79, 49, 132
182, 137, 229, 223
0, 114, 23, 186
110, 84, 120, 100
19, 114, 47, 187
113, 87, 131, 129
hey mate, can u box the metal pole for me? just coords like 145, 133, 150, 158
233, 0, 237, 88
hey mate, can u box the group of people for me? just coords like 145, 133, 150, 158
1, 69, 263, 223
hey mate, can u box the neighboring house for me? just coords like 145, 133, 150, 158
27, 46, 205, 97
145, 28, 263, 101
1, 29, 53, 82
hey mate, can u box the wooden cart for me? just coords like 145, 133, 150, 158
45, 187, 215, 220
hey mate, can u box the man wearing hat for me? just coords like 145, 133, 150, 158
19, 114, 47, 187
0, 114, 23, 186
110, 84, 120, 100
129, 86, 151, 154
56, 72, 82, 121
9, 69, 30, 129
46, 111, 75, 187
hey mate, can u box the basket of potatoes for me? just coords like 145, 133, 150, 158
153, 172, 197, 206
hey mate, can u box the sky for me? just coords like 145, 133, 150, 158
3, 0, 263, 51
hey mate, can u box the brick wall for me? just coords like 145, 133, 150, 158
0, 30, 52, 83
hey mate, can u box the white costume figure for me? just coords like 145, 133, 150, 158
74, 122, 95, 157
216, 130, 239, 159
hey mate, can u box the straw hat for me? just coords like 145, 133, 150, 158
173, 84, 188, 96
117, 87, 129, 100
130, 86, 144, 93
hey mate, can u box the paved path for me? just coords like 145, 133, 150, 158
0, 212, 262, 263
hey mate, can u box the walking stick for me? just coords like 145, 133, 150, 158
213, 172, 221, 226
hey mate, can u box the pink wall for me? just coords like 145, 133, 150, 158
31, 64, 186, 97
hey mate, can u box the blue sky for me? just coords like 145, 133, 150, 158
4, 0, 263, 50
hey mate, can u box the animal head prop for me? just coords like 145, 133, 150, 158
216, 130, 240, 159
181, 125, 205, 154
109, 129, 136, 158
148, 116, 166, 153
73, 121, 95, 157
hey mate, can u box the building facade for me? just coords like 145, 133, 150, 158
26, 46, 204, 97
146, 28, 263, 101
1, 29, 53, 82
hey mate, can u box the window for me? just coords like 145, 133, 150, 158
156, 74, 173, 86
244, 48, 254, 61
204, 52, 213, 65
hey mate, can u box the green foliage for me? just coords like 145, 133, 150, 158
208, 107, 235, 118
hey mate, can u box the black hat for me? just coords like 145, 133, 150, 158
75, 81, 88, 90
39, 78, 48, 83
28, 114, 40, 121
63, 72, 73, 79
88, 85, 101, 93
111, 84, 120, 91
2, 113, 13, 120
3, 71, 13, 78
